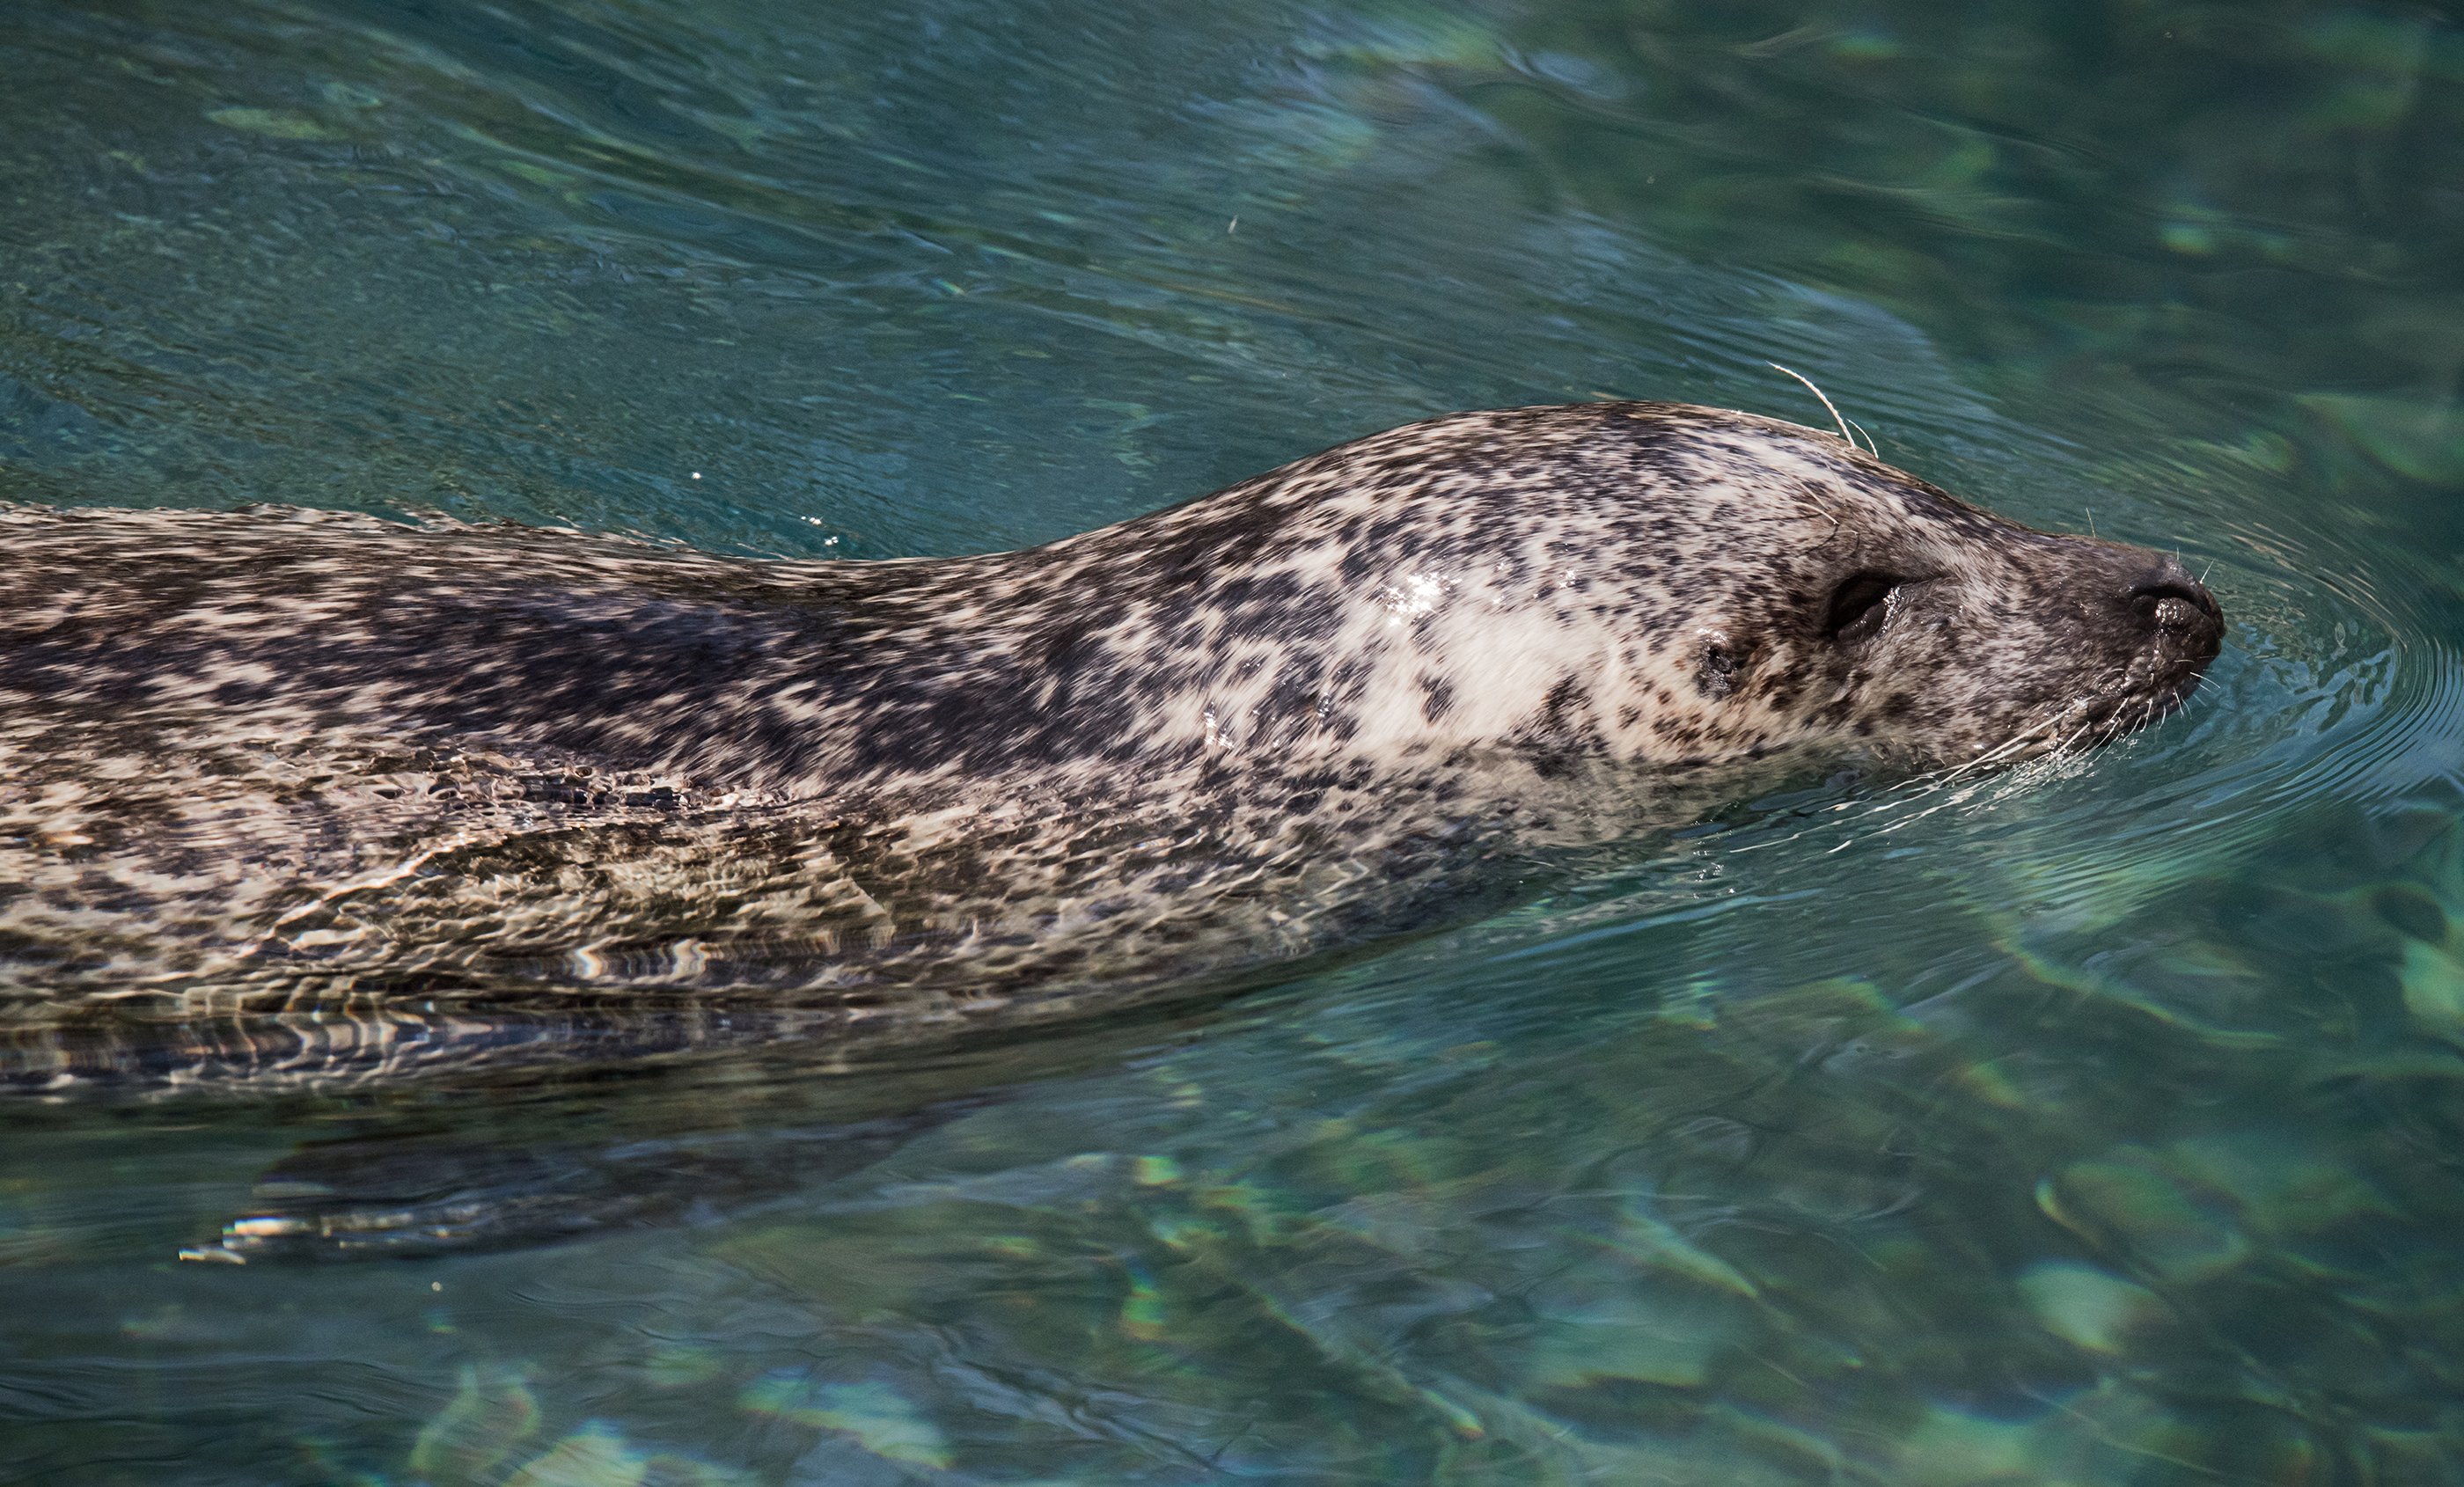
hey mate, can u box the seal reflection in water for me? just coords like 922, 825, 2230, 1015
0, 403, 2222, 1057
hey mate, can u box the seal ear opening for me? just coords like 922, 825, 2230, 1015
1696, 643, 1742, 700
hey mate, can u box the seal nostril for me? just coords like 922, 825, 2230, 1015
2127, 580, 2220, 629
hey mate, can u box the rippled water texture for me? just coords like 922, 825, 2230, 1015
5, 1, 2464, 1483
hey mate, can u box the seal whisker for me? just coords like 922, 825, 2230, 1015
1765, 362, 1859, 448
1915, 700, 2085, 786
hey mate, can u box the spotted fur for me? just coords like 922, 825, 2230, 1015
0, 403, 2221, 1074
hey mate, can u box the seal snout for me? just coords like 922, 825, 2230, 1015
2071, 557, 2226, 741
2122, 565, 2225, 657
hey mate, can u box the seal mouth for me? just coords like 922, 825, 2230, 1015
2049, 641, 2218, 753
2094, 671, 2204, 742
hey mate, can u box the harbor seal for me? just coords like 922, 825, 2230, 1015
0, 401, 2221, 1079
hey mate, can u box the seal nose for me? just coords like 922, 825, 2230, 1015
2123, 565, 2223, 649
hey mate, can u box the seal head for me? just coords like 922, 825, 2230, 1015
1047, 400, 2224, 779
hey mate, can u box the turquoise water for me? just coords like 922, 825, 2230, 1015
4, 0, 2463, 1482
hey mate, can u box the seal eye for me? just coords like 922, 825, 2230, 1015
1825, 572, 1901, 644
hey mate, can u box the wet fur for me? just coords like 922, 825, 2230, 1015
0, 403, 2221, 1056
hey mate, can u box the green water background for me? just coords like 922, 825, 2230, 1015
4, 0, 2464, 1482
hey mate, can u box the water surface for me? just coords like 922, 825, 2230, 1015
4, 0, 2463, 1483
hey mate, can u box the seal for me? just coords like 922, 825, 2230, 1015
0, 401, 2222, 1074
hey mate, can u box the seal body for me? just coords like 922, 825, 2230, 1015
0, 402, 2222, 1048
